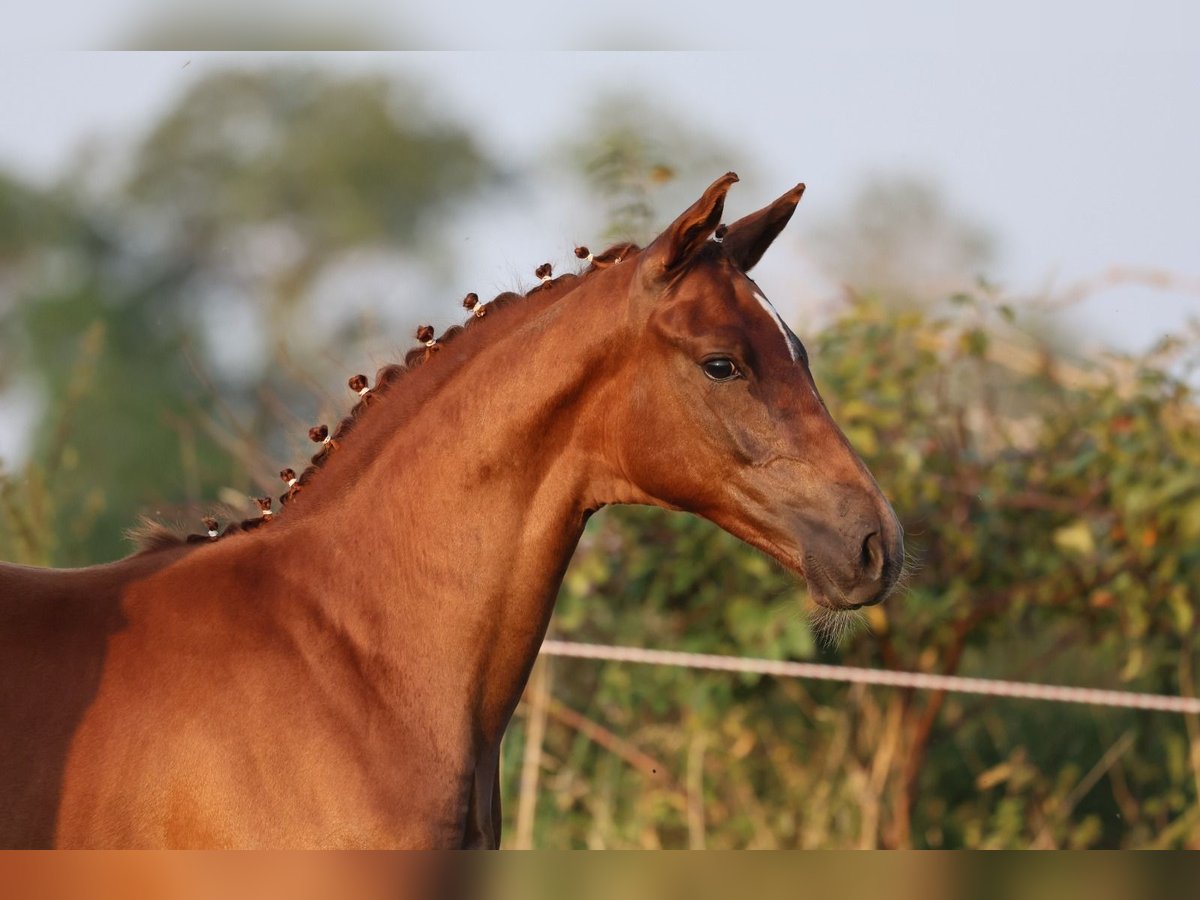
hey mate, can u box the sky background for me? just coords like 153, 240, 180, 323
0, 44, 1196, 359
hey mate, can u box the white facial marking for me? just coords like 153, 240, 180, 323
753, 292, 800, 362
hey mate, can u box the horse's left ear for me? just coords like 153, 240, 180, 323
641, 172, 739, 282
721, 183, 806, 272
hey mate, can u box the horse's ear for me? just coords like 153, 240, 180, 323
721, 182, 806, 272
641, 172, 739, 282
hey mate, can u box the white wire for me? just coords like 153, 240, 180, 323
540, 640, 1200, 716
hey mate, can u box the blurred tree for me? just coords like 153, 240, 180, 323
0, 66, 497, 564
125, 67, 488, 295
0, 173, 63, 267
811, 175, 996, 302
560, 93, 740, 244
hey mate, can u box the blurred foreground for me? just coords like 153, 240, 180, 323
0, 851, 1194, 896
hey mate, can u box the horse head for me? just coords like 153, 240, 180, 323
611, 173, 904, 610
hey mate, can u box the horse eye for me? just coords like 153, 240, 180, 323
701, 358, 740, 382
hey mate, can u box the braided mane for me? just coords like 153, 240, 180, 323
131, 242, 641, 552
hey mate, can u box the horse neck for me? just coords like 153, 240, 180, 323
262, 265, 640, 740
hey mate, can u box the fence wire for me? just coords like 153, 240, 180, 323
540, 639, 1200, 715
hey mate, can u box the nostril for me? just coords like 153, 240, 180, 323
861, 531, 884, 582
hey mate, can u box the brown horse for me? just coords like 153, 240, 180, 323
0, 174, 903, 848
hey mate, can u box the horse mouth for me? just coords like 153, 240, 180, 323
803, 564, 864, 611
721, 521, 886, 612
735, 533, 855, 611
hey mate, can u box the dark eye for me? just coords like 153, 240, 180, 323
701, 357, 741, 382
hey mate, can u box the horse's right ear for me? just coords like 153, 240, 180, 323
721, 182, 806, 272
640, 172, 739, 284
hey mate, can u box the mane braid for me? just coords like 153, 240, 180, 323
134, 243, 641, 552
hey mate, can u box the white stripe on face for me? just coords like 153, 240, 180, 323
752, 292, 801, 362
